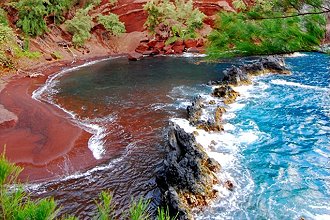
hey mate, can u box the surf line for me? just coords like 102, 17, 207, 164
154, 56, 291, 219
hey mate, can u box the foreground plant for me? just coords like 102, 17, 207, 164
0, 150, 59, 219
0, 151, 176, 219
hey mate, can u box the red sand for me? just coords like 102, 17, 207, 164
0, 61, 102, 182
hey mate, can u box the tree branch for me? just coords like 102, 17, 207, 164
254, 10, 330, 20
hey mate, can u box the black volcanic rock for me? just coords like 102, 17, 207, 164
156, 124, 221, 220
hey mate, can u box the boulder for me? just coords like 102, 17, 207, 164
213, 85, 240, 104
44, 54, 53, 61
154, 41, 165, 50
173, 45, 185, 54
186, 47, 200, 53
127, 52, 143, 61
222, 66, 251, 86
135, 42, 149, 53
184, 39, 197, 48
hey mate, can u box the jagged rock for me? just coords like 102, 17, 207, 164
224, 180, 234, 191
212, 85, 240, 104
135, 42, 149, 53
173, 45, 185, 54
221, 56, 290, 85
44, 54, 53, 61
259, 56, 290, 74
222, 66, 251, 86
155, 41, 165, 50
187, 96, 204, 125
184, 39, 197, 48
157, 124, 221, 219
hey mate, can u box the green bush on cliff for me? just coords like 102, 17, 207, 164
14, 0, 49, 37
65, 5, 93, 47
144, 0, 205, 43
98, 14, 126, 36
207, 0, 327, 58
0, 8, 8, 26
47, 0, 75, 24
0, 23, 15, 68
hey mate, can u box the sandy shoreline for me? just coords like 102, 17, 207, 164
0, 55, 122, 182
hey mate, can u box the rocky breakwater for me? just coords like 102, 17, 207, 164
156, 123, 221, 219
155, 56, 290, 219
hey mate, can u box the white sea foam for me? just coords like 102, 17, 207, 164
284, 52, 308, 57
271, 79, 328, 92
181, 53, 207, 58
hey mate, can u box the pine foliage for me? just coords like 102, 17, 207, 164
207, 0, 327, 58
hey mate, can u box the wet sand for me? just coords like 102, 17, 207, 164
0, 60, 109, 182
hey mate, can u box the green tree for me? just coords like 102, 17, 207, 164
207, 0, 328, 58
144, 0, 205, 44
65, 5, 93, 47
15, 0, 49, 37
97, 14, 126, 36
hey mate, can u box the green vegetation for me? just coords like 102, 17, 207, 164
98, 14, 126, 36
207, 0, 328, 58
14, 0, 49, 37
0, 8, 8, 26
129, 198, 150, 220
0, 150, 59, 219
65, 6, 93, 47
0, 151, 175, 219
144, 0, 205, 44
0, 23, 15, 68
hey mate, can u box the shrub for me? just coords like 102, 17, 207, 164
15, 0, 49, 36
144, 0, 205, 43
0, 23, 15, 68
97, 14, 126, 36
65, 6, 93, 47
0, 8, 8, 26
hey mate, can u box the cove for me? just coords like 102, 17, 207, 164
6, 53, 329, 219
28, 55, 232, 218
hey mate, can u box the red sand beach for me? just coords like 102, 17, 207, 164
0, 61, 103, 182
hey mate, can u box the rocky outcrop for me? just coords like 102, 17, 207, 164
0, 104, 18, 129
212, 85, 240, 104
156, 123, 221, 219
219, 56, 290, 86
134, 38, 205, 56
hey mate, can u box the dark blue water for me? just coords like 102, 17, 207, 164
193, 53, 330, 219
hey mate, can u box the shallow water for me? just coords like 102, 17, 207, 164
32, 53, 329, 219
